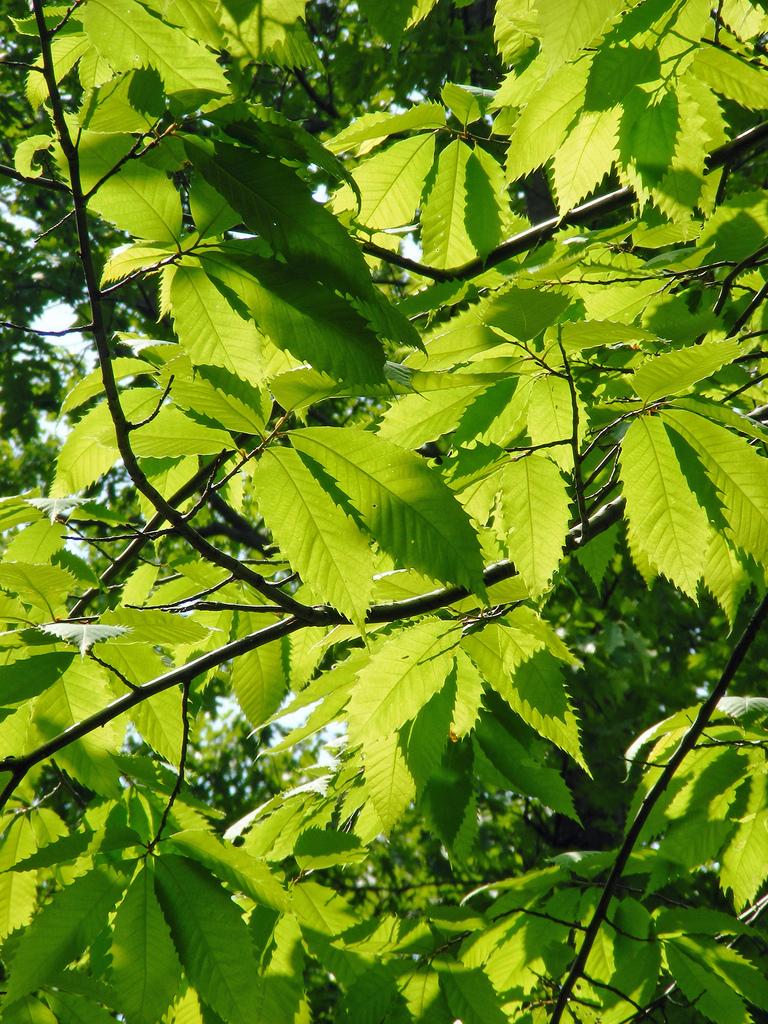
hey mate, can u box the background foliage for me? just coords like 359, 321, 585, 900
1, 1, 768, 1021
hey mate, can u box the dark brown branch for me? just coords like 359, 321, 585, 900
0, 161, 69, 193
0, 616, 304, 809
560, 339, 588, 537
361, 120, 768, 282
713, 241, 768, 315
0, 320, 93, 337
730, 282, 768, 338
69, 445, 246, 617
126, 376, 174, 431
549, 589, 768, 1024
0, 495, 628, 809
292, 67, 339, 120
32, 3, 316, 625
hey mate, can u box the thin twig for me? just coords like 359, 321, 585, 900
34, 207, 76, 242
713, 241, 768, 315
723, 370, 768, 403
0, 319, 92, 337
0, 161, 69, 193
127, 376, 174, 431
147, 678, 191, 852
729, 282, 768, 337
560, 337, 588, 537
506, 438, 572, 456
89, 651, 139, 692
52, 0, 84, 33
82, 122, 178, 202
126, 574, 234, 610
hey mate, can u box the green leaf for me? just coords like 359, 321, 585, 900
693, 45, 768, 110
61, 357, 155, 414
334, 133, 436, 229
632, 339, 741, 402
536, 0, 623, 68
360, 729, 416, 832
499, 453, 571, 597
463, 624, 587, 770
328, 103, 445, 153
188, 141, 373, 300
0, 563, 75, 619
256, 913, 306, 1024
505, 57, 590, 181
689, 938, 768, 1013
442, 82, 482, 126
130, 407, 234, 458
347, 619, 460, 746
79, 68, 165, 134
663, 409, 768, 566
27, 32, 91, 109
216, 0, 314, 64
476, 712, 579, 820
290, 427, 486, 594
421, 139, 477, 270
76, 132, 182, 242
99, 607, 211, 646
3, 866, 125, 1007
291, 879, 360, 937
82, 0, 227, 97
619, 89, 679, 196
720, 772, 768, 910
486, 287, 572, 343
154, 855, 263, 1024
169, 265, 265, 384
294, 828, 367, 869
111, 863, 183, 1024
0, 652, 73, 705
200, 252, 386, 384
553, 105, 620, 211
44, 992, 116, 1024
1, 996, 59, 1024
376, 375, 500, 450
665, 939, 749, 1024
526, 375, 582, 471
163, 830, 286, 910
253, 448, 376, 630
0, 816, 38, 942
171, 373, 266, 435
52, 389, 160, 496
465, 147, 509, 256
231, 623, 288, 729
402, 668, 457, 793
620, 416, 711, 596
32, 659, 122, 796
439, 966, 508, 1024
421, 736, 476, 856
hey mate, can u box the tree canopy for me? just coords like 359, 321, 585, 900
1, 1, 768, 1022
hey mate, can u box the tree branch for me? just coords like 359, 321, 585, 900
549, 589, 768, 1024
360, 120, 768, 283
0, 494, 628, 810
32, 4, 317, 624
0, 616, 305, 812
69, 445, 244, 617
0, 161, 69, 193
